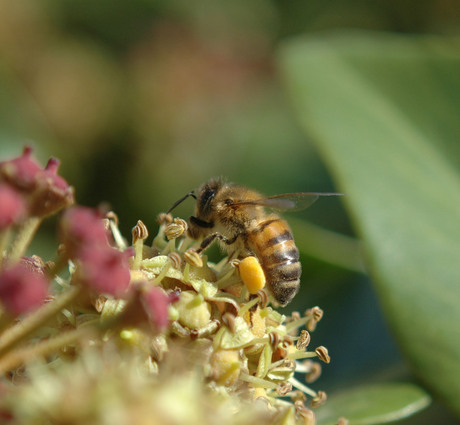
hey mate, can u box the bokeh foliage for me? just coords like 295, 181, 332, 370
279, 31, 460, 419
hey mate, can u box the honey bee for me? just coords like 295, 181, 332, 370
167, 178, 341, 306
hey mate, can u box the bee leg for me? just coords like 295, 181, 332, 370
197, 233, 238, 254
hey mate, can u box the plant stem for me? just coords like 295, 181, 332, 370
0, 326, 91, 374
7, 217, 42, 262
0, 228, 12, 268
109, 218, 127, 250
289, 376, 317, 397
239, 372, 278, 389
132, 239, 143, 270
287, 351, 317, 360
237, 296, 260, 317
285, 316, 310, 334
0, 285, 82, 356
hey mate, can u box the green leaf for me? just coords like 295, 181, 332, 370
316, 383, 431, 425
289, 217, 365, 273
279, 31, 460, 417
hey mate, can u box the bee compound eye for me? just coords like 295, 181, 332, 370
204, 188, 215, 202
200, 188, 215, 213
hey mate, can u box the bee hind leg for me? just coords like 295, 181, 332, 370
197, 233, 238, 254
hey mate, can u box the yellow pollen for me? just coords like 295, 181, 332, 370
238, 256, 266, 294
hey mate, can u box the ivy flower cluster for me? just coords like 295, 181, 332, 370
0, 148, 333, 425
0, 147, 74, 317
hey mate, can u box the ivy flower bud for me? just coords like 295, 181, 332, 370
0, 146, 42, 191
59, 206, 109, 259
20, 255, 47, 277
141, 286, 170, 331
0, 147, 74, 217
77, 246, 131, 297
0, 184, 26, 230
28, 157, 74, 217
0, 263, 48, 316
42, 158, 69, 191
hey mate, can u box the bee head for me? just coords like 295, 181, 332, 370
195, 178, 225, 220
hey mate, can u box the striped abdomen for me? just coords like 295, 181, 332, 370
250, 217, 301, 306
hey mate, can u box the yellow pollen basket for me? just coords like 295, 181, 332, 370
238, 256, 266, 294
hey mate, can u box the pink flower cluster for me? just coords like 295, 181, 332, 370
0, 185, 26, 230
0, 147, 170, 330
0, 262, 49, 316
0, 147, 75, 316
0, 146, 74, 227
59, 206, 132, 297
141, 286, 170, 331
59, 207, 171, 329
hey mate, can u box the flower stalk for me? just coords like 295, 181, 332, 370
0, 285, 83, 356
7, 216, 42, 263
0, 326, 90, 373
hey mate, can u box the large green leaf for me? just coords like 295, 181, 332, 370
316, 382, 431, 425
279, 31, 460, 417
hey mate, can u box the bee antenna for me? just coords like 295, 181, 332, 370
166, 191, 196, 214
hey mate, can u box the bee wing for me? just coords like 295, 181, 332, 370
231, 192, 343, 212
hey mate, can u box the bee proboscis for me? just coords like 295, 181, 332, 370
167, 178, 341, 306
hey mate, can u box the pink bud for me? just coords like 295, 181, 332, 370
0, 184, 26, 229
42, 158, 69, 191
141, 287, 170, 330
0, 147, 74, 217
44, 157, 60, 174
0, 263, 49, 316
0, 146, 42, 191
77, 246, 131, 297
29, 157, 74, 217
59, 206, 109, 258
20, 255, 47, 276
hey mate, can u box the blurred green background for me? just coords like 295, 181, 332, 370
0, 0, 459, 423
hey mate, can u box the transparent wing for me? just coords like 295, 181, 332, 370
230, 192, 343, 212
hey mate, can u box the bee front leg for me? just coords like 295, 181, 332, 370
197, 233, 238, 254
